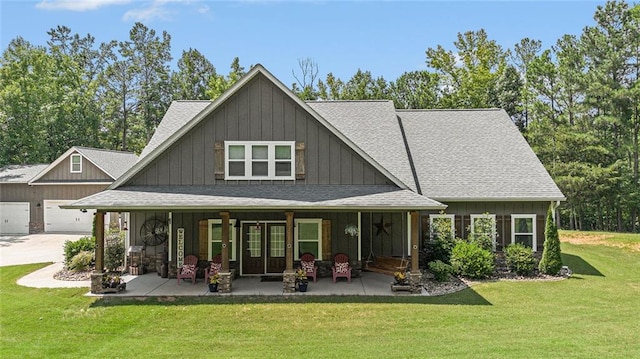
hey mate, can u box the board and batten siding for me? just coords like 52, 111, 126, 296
35, 154, 112, 182
422, 201, 550, 252
128, 74, 392, 187
0, 182, 108, 232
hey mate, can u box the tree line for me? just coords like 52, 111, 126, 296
0, 0, 638, 232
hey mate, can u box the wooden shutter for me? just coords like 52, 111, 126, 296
295, 142, 305, 180
199, 219, 208, 260
322, 219, 331, 260
214, 142, 224, 180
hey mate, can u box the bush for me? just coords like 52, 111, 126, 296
428, 260, 453, 282
450, 241, 495, 279
539, 205, 563, 275
69, 251, 93, 272
104, 230, 125, 272
504, 243, 536, 276
63, 236, 96, 266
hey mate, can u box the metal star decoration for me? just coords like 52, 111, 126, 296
374, 216, 391, 236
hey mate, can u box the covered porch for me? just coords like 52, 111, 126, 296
64, 185, 445, 295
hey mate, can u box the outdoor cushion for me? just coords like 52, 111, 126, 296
335, 262, 349, 273
181, 264, 196, 276
301, 261, 315, 273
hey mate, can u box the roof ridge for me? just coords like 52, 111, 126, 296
305, 100, 393, 103
397, 108, 502, 112
74, 146, 136, 155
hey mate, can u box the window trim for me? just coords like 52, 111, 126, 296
429, 214, 455, 240
511, 214, 537, 250
70, 154, 82, 173
294, 218, 323, 261
470, 214, 497, 250
224, 141, 295, 180
208, 219, 237, 261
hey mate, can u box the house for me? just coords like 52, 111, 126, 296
63, 64, 564, 294
0, 147, 138, 234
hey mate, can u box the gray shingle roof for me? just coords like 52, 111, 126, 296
399, 109, 565, 201
139, 101, 212, 159
307, 101, 417, 192
0, 164, 48, 183
63, 185, 445, 211
74, 147, 139, 179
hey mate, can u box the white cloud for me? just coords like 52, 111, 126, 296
36, 0, 131, 11
123, 1, 173, 22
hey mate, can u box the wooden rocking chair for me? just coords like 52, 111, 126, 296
177, 255, 198, 285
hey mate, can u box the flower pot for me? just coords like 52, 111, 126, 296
209, 283, 218, 292
298, 282, 308, 292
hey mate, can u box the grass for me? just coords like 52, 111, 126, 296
1, 232, 639, 358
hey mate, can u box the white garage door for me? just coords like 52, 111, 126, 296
0, 202, 30, 235
44, 200, 95, 233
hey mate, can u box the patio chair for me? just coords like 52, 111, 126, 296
300, 253, 318, 282
177, 255, 198, 285
205, 254, 222, 285
332, 253, 352, 283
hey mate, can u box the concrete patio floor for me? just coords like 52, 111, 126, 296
92, 271, 426, 297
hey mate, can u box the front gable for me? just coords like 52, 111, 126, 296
30, 149, 112, 184
127, 71, 395, 187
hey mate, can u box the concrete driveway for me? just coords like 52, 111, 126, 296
0, 233, 86, 267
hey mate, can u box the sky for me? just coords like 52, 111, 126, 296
1, 0, 608, 87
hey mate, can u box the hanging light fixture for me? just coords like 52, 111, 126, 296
122, 220, 128, 231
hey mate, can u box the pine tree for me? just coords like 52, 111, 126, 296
539, 205, 563, 274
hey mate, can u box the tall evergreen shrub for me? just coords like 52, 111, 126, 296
539, 205, 563, 275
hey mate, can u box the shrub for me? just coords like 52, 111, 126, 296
104, 230, 125, 272
450, 241, 495, 279
428, 260, 453, 282
539, 205, 563, 275
63, 236, 96, 266
504, 243, 536, 276
69, 251, 93, 272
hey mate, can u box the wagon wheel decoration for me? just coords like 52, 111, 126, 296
140, 218, 168, 246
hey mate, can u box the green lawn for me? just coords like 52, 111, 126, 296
1, 232, 639, 358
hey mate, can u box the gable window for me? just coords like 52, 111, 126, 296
70, 154, 82, 173
294, 219, 323, 260
225, 141, 294, 180
429, 214, 455, 241
470, 214, 497, 250
511, 214, 537, 250
208, 219, 237, 261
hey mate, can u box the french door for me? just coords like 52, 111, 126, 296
242, 222, 286, 275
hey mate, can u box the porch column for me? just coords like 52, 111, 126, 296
285, 211, 294, 270
408, 210, 422, 294
410, 211, 419, 272
220, 211, 230, 271
91, 211, 105, 294
95, 211, 105, 272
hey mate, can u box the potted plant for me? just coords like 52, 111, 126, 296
208, 273, 220, 292
295, 268, 308, 292
101, 274, 126, 293
393, 271, 408, 285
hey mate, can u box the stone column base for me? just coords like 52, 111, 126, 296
91, 273, 104, 294
408, 271, 423, 294
283, 269, 296, 293
218, 272, 233, 293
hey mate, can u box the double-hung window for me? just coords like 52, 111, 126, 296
294, 219, 322, 260
470, 214, 497, 250
225, 141, 294, 180
70, 154, 82, 173
511, 214, 537, 250
208, 219, 237, 261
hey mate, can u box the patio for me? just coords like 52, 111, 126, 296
92, 271, 427, 297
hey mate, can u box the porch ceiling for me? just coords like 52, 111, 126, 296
61, 184, 446, 211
